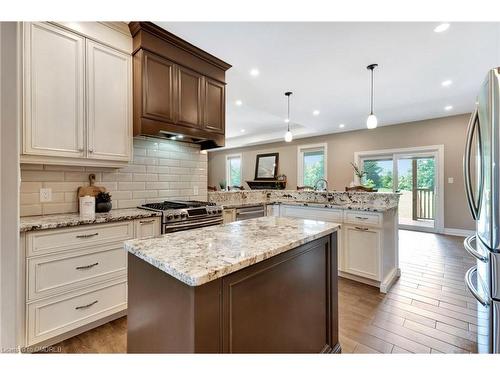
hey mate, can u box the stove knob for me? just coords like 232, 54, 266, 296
166, 214, 173, 221
173, 213, 180, 219
180, 212, 188, 219
217, 208, 222, 213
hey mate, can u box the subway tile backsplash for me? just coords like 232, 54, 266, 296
20, 137, 208, 216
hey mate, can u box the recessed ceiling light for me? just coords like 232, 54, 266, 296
339, 124, 345, 128
249, 68, 260, 77
313, 110, 320, 116
444, 105, 453, 111
441, 80, 453, 87
177, 134, 184, 139
434, 23, 450, 33
284, 118, 290, 123
240, 129, 246, 133
235, 100, 243, 106
171, 136, 177, 140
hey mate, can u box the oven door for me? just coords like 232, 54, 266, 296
163, 216, 223, 233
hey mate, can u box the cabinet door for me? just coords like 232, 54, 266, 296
176, 66, 203, 128
223, 209, 236, 224
87, 40, 132, 161
343, 225, 381, 281
23, 22, 85, 158
135, 217, 161, 239
203, 78, 225, 133
142, 51, 175, 123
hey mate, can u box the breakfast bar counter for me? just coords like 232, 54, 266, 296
125, 216, 341, 353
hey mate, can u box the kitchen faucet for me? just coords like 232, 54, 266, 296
314, 179, 329, 191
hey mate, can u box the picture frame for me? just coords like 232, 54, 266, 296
254, 153, 279, 180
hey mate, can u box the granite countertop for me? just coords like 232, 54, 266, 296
125, 216, 340, 286
221, 201, 393, 212
20, 208, 161, 232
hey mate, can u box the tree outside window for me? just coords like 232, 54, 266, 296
226, 155, 242, 186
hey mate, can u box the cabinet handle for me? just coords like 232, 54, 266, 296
75, 300, 98, 310
88, 148, 94, 153
76, 233, 99, 239
75, 262, 99, 270
355, 216, 369, 220
139, 219, 155, 224
354, 226, 369, 231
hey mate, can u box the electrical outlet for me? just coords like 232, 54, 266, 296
193, 186, 199, 195
448, 177, 454, 184
39, 188, 52, 202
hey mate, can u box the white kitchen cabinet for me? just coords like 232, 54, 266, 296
266, 204, 280, 217
343, 225, 381, 281
86, 40, 132, 161
21, 22, 132, 167
23, 22, 85, 159
280, 205, 342, 222
223, 208, 236, 223
134, 217, 161, 239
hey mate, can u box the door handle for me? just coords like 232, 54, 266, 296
354, 226, 369, 231
75, 300, 98, 310
76, 233, 99, 239
463, 106, 481, 220
463, 235, 488, 262
75, 262, 99, 270
464, 266, 490, 307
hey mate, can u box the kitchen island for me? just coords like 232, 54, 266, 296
124, 216, 340, 353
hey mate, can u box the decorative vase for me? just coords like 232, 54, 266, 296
96, 201, 112, 213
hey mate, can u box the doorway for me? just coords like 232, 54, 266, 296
355, 146, 444, 233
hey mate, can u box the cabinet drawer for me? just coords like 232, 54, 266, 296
280, 205, 342, 222
134, 217, 161, 239
27, 279, 127, 346
26, 221, 134, 256
27, 245, 127, 301
344, 211, 382, 227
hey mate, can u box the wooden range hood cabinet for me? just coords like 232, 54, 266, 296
128, 22, 232, 150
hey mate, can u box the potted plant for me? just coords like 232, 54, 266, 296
219, 180, 227, 191
95, 191, 112, 213
351, 162, 367, 185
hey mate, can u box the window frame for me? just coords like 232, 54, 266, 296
297, 143, 328, 187
225, 153, 242, 187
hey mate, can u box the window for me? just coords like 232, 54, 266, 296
226, 154, 242, 187
297, 144, 327, 187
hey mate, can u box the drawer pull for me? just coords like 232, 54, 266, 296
139, 219, 155, 224
75, 262, 99, 270
355, 216, 369, 220
75, 300, 98, 310
354, 226, 369, 231
76, 233, 99, 239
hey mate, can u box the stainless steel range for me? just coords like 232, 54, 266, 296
139, 200, 223, 234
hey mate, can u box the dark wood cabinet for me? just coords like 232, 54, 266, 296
204, 78, 225, 134
129, 22, 231, 150
127, 233, 340, 353
142, 51, 176, 124
176, 66, 203, 129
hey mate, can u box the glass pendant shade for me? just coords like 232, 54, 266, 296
366, 114, 378, 129
284, 130, 293, 142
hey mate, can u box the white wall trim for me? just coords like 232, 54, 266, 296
354, 144, 445, 234
225, 153, 242, 187
443, 228, 475, 237
297, 142, 328, 187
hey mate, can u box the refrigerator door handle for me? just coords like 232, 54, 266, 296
465, 266, 490, 307
463, 235, 489, 262
463, 106, 481, 220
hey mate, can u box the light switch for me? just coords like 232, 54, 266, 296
448, 177, 454, 184
40, 188, 52, 202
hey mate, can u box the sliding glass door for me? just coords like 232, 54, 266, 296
360, 150, 439, 232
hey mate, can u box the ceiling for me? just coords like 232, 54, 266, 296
156, 22, 500, 149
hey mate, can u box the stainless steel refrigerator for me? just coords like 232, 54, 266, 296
463, 67, 500, 353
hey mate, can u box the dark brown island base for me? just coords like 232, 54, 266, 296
124, 217, 341, 353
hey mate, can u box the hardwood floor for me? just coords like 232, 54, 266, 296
48, 230, 482, 354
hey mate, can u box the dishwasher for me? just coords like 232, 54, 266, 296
235, 205, 265, 221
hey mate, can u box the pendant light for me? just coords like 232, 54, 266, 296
366, 63, 378, 129
284, 91, 293, 142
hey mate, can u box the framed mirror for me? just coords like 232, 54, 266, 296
254, 153, 279, 180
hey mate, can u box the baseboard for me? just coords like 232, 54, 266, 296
443, 228, 474, 237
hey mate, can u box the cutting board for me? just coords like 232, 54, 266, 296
77, 174, 106, 200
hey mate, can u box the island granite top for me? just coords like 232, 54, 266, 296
124, 216, 340, 287
20, 208, 161, 232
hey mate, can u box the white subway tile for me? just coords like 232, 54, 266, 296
22, 170, 64, 182
20, 182, 42, 193
20, 204, 42, 216
118, 181, 145, 191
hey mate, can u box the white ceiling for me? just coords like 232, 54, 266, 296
156, 22, 500, 149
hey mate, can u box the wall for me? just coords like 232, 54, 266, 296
208, 114, 474, 231
20, 136, 208, 216
0, 22, 21, 350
